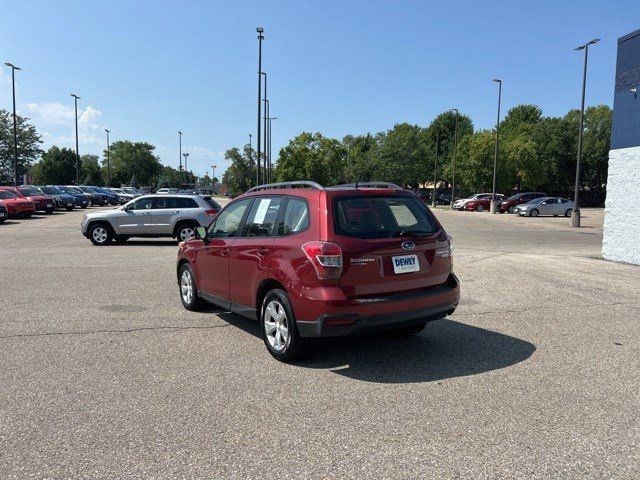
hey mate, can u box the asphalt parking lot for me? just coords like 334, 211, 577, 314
1, 204, 639, 479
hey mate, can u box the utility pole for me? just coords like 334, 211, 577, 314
571, 38, 600, 227
450, 108, 459, 209
105, 129, 111, 186
256, 27, 264, 185
4, 62, 21, 186
183, 153, 190, 185
70, 93, 81, 185
178, 131, 183, 188
432, 133, 439, 208
490, 79, 502, 214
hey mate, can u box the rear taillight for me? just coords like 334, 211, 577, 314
436, 236, 453, 269
302, 241, 343, 279
205, 209, 219, 216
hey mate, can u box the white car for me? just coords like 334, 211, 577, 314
453, 193, 493, 210
107, 188, 136, 204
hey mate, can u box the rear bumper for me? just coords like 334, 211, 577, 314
296, 274, 460, 338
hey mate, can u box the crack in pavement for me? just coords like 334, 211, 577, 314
0, 323, 231, 341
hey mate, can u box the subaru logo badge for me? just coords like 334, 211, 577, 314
401, 241, 416, 251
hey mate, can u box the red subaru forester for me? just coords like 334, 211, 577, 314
176, 182, 460, 361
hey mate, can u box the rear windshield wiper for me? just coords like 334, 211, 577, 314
390, 229, 432, 237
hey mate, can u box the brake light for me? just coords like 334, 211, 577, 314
302, 241, 343, 279
205, 209, 219, 216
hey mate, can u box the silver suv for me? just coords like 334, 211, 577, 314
81, 194, 221, 245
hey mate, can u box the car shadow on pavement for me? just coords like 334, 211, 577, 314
213, 311, 536, 384
110, 240, 179, 247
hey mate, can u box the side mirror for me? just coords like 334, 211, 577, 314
195, 226, 207, 241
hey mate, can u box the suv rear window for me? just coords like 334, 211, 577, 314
203, 197, 221, 209
333, 195, 437, 238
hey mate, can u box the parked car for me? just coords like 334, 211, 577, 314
430, 191, 452, 205
78, 186, 109, 206
56, 186, 90, 208
0, 189, 35, 218
0, 203, 8, 223
464, 193, 505, 212
0, 186, 54, 214
176, 181, 460, 361
515, 197, 574, 217
39, 186, 76, 210
156, 188, 179, 195
453, 193, 493, 211
120, 187, 142, 198
81, 194, 221, 245
498, 192, 547, 214
88, 186, 120, 205
107, 188, 136, 204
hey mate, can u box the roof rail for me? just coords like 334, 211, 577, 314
333, 182, 403, 190
246, 181, 325, 193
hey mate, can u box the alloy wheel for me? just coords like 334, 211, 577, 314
179, 227, 195, 241
264, 300, 290, 352
92, 227, 108, 244
180, 270, 194, 305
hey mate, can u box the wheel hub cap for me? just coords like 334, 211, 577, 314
264, 300, 289, 352
181, 271, 193, 304
93, 227, 107, 243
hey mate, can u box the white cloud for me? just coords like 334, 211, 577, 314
26, 102, 75, 126
80, 105, 102, 124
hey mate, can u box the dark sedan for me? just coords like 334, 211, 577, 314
39, 186, 76, 211
56, 186, 90, 208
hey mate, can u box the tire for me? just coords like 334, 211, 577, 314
178, 263, 206, 311
261, 289, 305, 362
565, 208, 572, 217
507, 206, 515, 214
175, 222, 197, 242
45, 208, 54, 215
88, 223, 113, 245
81, 204, 87, 209
530, 209, 539, 217
66, 206, 74, 211
475, 205, 484, 212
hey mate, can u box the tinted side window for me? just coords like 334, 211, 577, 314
209, 198, 251, 238
278, 197, 309, 236
154, 197, 179, 209
131, 197, 154, 210
241, 196, 283, 237
176, 197, 198, 208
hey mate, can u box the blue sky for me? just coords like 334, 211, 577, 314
1, 0, 638, 177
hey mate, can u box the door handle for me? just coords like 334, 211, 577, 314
257, 247, 269, 255
172, 210, 180, 213
141, 211, 150, 215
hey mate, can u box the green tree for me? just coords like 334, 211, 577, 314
273, 132, 347, 186
0, 109, 43, 183
104, 140, 162, 187
342, 133, 380, 182
31, 146, 77, 185
80, 154, 103, 185
376, 123, 431, 189
582, 105, 612, 189
221, 145, 254, 196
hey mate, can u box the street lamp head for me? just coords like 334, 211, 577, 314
70, 93, 81, 100
105, 128, 110, 133
4, 62, 21, 70
451, 108, 458, 114
574, 38, 600, 51
492, 78, 502, 83
256, 27, 264, 33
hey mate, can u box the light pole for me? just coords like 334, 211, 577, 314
268, 116, 278, 182
70, 93, 81, 185
105, 129, 111, 187
183, 153, 190, 185
490, 79, 502, 214
4, 62, 21, 186
262, 72, 268, 183
450, 108, 459, 209
571, 38, 600, 227
432, 133, 439, 208
178, 131, 183, 187
212, 164, 217, 183
256, 27, 264, 185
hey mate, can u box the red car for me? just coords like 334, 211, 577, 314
177, 181, 459, 361
465, 193, 505, 212
498, 192, 547, 213
0, 186, 55, 214
0, 189, 36, 218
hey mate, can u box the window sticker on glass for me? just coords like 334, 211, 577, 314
253, 198, 272, 224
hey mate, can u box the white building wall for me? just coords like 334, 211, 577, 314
602, 145, 640, 265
